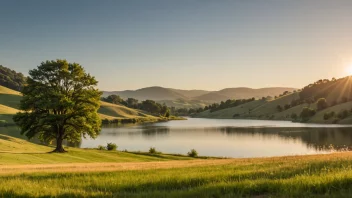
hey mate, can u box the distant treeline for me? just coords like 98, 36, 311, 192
102, 95, 170, 117
0, 65, 26, 91
170, 98, 257, 116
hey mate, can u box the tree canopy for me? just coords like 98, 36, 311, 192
13, 60, 102, 152
0, 65, 26, 91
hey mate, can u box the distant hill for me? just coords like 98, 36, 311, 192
103, 86, 189, 101
103, 86, 297, 104
168, 89, 211, 98
194, 87, 297, 102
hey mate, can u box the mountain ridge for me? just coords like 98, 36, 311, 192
103, 86, 297, 103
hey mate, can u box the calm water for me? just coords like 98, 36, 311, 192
3, 118, 352, 158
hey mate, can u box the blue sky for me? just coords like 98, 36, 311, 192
1, 0, 352, 91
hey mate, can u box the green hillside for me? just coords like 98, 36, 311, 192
194, 90, 352, 124
98, 101, 158, 120
159, 99, 210, 109
0, 85, 164, 125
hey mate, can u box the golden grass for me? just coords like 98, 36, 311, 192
0, 85, 21, 96
98, 101, 158, 119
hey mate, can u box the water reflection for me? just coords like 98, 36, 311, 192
2, 118, 352, 157
215, 127, 352, 151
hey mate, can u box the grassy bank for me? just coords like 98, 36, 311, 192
0, 134, 192, 165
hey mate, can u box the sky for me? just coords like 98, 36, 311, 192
1, 0, 352, 91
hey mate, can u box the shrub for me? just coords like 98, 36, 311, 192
337, 109, 349, 119
187, 149, 198, 157
291, 113, 298, 120
276, 105, 283, 112
324, 111, 335, 120
233, 114, 240, 118
332, 118, 340, 124
317, 98, 328, 111
149, 147, 157, 154
97, 145, 106, 150
284, 104, 291, 110
0, 120, 7, 127
300, 107, 316, 121
107, 143, 117, 151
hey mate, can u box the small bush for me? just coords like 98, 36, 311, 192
233, 114, 240, 118
317, 98, 328, 111
300, 107, 316, 121
149, 147, 157, 154
187, 149, 198, 157
332, 118, 340, 124
107, 143, 117, 151
97, 145, 106, 150
324, 111, 335, 120
337, 109, 349, 119
0, 120, 7, 127
291, 113, 298, 120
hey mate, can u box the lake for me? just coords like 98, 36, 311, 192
3, 118, 352, 158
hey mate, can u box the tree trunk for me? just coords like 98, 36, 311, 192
52, 128, 67, 153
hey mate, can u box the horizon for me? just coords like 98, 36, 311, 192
103, 85, 299, 92
1, 0, 352, 90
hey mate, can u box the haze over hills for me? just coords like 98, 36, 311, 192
103, 86, 297, 103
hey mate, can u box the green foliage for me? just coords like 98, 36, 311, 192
13, 60, 102, 152
337, 109, 349, 119
149, 147, 158, 154
0, 120, 7, 127
324, 111, 335, 120
276, 105, 283, 112
187, 149, 198, 157
290, 113, 298, 120
208, 98, 256, 113
332, 118, 340, 124
126, 98, 139, 109
107, 143, 117, 151
102, 95, 126, 105
317, 98, 328, 111
0, 65, 26, 91
299, 107, 316, 121
97, 145, 106, 150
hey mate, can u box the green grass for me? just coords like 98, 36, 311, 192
0, 134, 192, 165
99, 101, 157, 120
194, 100, 266, 119
1, 152, 352, 197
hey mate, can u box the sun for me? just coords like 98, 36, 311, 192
346, 65, 352, 76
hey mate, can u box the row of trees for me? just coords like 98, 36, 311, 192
0, 65, 26, 91
102, 95, 170, 117
206, 98, 256, 113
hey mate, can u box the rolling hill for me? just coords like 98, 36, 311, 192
103, 86, 189, 101
194, 76, 352, 124
103, 86, 297, 105
194, 87, 297, 102
0, 85, 161, 124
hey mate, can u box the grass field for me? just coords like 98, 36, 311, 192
2, 124, 352, 196
0, 134, 193, 165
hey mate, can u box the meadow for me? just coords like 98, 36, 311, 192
2, 134, 352, 197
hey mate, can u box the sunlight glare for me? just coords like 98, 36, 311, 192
346, 64, 352, 76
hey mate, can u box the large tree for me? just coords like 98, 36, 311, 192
13, 60, 102, 152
